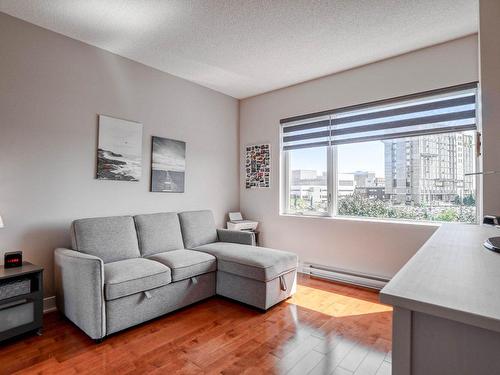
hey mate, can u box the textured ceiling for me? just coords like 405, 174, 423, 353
0, 0, 478, 99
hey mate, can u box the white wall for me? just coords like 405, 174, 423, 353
479, 0, 500, 216
0, 13, 239, 297
240, 35, 479, 278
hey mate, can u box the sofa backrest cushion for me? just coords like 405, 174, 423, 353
134, 212, 185, 256
71, 216, 140, 263
178, 210, 218, 248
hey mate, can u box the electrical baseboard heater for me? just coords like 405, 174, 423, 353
301, 262, 390, 290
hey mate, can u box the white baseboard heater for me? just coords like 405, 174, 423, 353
301, 262, 390, 290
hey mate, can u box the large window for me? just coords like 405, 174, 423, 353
280, 83, 480, 224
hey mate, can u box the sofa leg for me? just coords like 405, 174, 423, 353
94, 338, 104, 344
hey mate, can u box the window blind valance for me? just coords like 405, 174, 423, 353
281, 83, 478, 151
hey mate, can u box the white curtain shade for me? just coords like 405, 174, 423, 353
0, 215, 3, 228
281, 83, 478, 151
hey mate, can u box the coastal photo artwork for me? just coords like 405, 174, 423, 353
245, 143, 270, 188
96, 115, 143, 181
151, 136, 186, 193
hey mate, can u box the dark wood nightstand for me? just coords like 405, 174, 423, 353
0, 262, 43, 342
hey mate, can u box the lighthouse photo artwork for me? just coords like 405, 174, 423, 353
151, 136, 186, 193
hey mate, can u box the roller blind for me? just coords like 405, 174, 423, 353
281, 83, 478, 151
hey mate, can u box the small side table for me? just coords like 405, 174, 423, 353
0, 262, 43, 342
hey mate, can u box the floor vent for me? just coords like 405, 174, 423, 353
301, 262, 390, 290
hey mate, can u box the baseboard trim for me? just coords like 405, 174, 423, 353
43, 296, 57, 313
301, 262, 390, 290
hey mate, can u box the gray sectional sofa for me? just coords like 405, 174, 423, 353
54, 210, 298, 340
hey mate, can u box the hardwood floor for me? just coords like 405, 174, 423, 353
0, 274, 392, 375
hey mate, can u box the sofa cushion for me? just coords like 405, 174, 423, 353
193, 242, 298, 282
134, 213, 184, 256
71, 216, 141, 263
178, 210, 218, 248
148, 249, 216, 282
104, 258, 172, 300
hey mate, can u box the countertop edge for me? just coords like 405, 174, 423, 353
380, 291, 500, 334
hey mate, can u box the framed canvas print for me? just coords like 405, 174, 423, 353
97, 115, 143, 181
245, 143, 270, 188
151, 136, 186, 193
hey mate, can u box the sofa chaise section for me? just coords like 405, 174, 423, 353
195, 241, 298, 309
194, 242, 297, 281
179, 210, 298, 310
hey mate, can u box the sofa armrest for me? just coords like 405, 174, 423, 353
54, 248, 106, 339
217, 229, 255, 246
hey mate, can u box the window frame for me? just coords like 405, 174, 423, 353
279, 83, 482, 224
280, 138, 332, 217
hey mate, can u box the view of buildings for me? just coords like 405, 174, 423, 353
384, 133, 475, 205
289, 133, 476, 222
290, 170, 328, 212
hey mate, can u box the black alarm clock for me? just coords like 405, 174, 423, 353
4, 251, 23, 268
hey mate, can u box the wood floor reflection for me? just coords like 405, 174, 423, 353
0, 274, 392, 375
